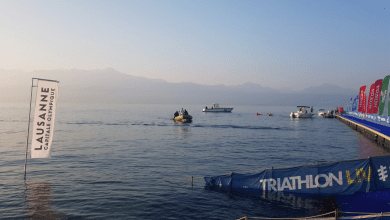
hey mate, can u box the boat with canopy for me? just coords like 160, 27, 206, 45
290, 106, 314, 118
318, 109, 326, 116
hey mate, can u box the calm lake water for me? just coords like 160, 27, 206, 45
0, 103, 388, 219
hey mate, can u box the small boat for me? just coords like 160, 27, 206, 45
203, 103, 233, 112
173, 109, 192, 123
267, 112, 273, 116
290, 106, 314, 118
173, 114, 192, 123
253, 113, 262, 116
318, 109, 326, 116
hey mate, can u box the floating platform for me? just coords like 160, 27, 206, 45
323, 114, 336, 118
336, 115, 390, 151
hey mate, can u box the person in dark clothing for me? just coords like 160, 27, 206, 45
174, 111, 179, 117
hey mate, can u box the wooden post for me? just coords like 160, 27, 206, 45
244, 215, 248, 220
191, 176, 193, 188
335, 209, 338, 220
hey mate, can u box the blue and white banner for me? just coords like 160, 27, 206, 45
352, 95, 359, 111
205, 155, 390, 196
348, 111, 390, 124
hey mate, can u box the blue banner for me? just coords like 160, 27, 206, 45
205, 156, 390, 196
352, 95, 359, 111
347, 111, 390, 124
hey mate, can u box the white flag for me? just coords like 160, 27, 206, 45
31, 80, 59, 158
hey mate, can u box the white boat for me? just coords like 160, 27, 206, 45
318, 109, 326, 116
203, 103, 233, 112
290, 106, 314, 118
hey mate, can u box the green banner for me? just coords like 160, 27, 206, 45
379, 75, 390, 116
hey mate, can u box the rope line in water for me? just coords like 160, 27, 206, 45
236, 211, 390, 220
163, 176, 205, 189
238, 211, 335, 220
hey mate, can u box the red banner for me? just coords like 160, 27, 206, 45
367, 83, 376, 114
372, 79, 383, 114
358, 86, 366, 113
362, 87, 367, 115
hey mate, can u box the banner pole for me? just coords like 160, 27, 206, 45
24, 78, 35, 179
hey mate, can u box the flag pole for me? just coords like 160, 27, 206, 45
24, 78, 35, 180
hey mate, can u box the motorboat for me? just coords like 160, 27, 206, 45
267, 112, 273, 116
173, 109, 192, 123
318, 109, 326, 116
173, 114, 192, 123
203, 103, 233, 112
290, 106, 314, 118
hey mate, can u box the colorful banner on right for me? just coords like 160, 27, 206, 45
379, 76, 390, 116
358, 85, 366, 113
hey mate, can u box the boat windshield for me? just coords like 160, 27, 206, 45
297, 106, 310, 110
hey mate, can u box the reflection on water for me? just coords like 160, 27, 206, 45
357, 133, 390, 158
25, 182, 63, 219
173, 124, 191, 139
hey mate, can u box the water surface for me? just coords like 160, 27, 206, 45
0, 103, 387, 219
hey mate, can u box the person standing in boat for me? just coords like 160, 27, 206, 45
311, 106, 313, 113
180, 108, 185, 115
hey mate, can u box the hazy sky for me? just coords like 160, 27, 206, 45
1, 0, 389, 90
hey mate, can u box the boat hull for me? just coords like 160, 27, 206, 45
173, 115, 192, 123
203, 108, 233, 112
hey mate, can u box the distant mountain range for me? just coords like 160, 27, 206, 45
0, 68, 358, 106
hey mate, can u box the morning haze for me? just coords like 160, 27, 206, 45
0, 68, 356, 106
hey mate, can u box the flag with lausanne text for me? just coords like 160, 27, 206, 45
31, 80, 59, 158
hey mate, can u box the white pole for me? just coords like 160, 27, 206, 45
24, 78, 35, 179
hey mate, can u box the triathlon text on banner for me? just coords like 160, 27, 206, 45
31, 80, 59, 158
205, 155, 390, 196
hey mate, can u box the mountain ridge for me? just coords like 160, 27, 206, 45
0, 68, 358, 106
